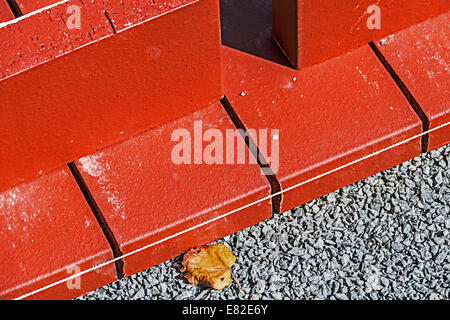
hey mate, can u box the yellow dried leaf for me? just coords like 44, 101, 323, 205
181, 243, 236, 290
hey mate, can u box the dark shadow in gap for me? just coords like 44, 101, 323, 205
369, 42, 430, 153
68, 162, 125, 279
6, 0, 23, 17
220, 96, 282, 214
220, 0, 292, 68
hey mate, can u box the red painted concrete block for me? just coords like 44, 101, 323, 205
273, 0, 450, 68
375, 13, 450, 151
90, 0, 198, 32
0, 1, 112, 79
222, 45, 422, 213
14, 0, 60, 14
0, 167, 116, 300
75, 101, 272, 277
0, 0, 222, 192
0, 0, 13, 22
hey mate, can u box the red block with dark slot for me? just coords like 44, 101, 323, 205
74, 101, 273, 277
375, 13, 450, 151
223, 45, 422, 213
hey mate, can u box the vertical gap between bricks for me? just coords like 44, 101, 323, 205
220, 96, 282, 214
369, 41, 430, 153
6, 0, 23, 17
67, 162, 125, 279
104, 10, 117, 34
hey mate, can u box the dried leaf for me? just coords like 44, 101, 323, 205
181, 243, 236, 290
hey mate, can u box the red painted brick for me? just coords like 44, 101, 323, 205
222, 45, 422, 213
15, 0, 197, 16
90, 0, 197, 32
0, 0, 13, 22
14, 0, 61, 14
0, 0, 222, 192
75, 101, 272, 277
273, 0, 450, 68
0, 167, 116, 300
376, 13, 450, 151
0, 1, 112, 80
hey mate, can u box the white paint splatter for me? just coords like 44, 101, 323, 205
283, 81, 293, 89
356, 66, 379, 90
78, 154, 106, 177
379, 34, 396, 46
79, 153, 125, 218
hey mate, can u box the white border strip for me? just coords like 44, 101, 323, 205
14, 121, 450, 300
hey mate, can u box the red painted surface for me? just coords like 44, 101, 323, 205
0, 167, 116, 300
0, 0, 222, 192
0, 0, 13, 22
14, 0, 60, 14
75, 101, 272, 277
15, 0, 196, 15
376, 13, 450, 151
90, 0, 197, 32
273, 0, 450, 68
0, 1, 112, 80
222, 45, 422, 213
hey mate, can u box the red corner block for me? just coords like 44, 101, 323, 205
273, 0, 450, 68
222, 45, 422, 213
0, 0, 222, 192
0, 167, 116, 300
375, 13, 450, 151
74, 102, 272, 277
0, 0, 13, 22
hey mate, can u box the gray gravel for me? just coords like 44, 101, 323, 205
79, 145, 450, 300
